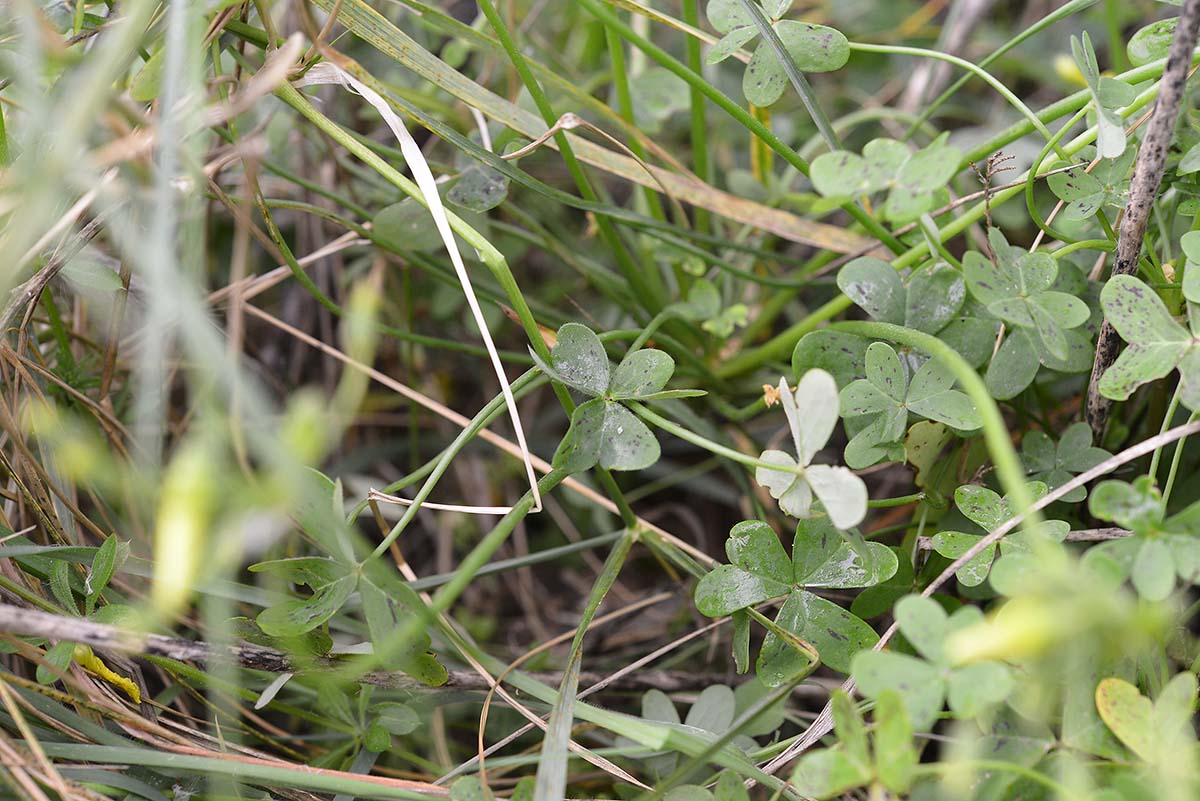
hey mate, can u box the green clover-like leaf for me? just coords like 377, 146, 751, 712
930, 483, 1060, 586
538, 323, 610, 396
965, 229, 1090, 360
742, 21, 850, 107
1096, 673, 1198, 767
838, 343, 980, 469
553, 398, 661, 473
812, 135, 961, 223
1047, 149, 1133, 221
696, 518, 893, 679
1128, 18, 1177, 68
610, 349, 673, 399
1098, 275, 1200, 409
853, 597, 1011, 729
256, 574, 357, 638
1073, 32, 1134, 157
1021, 422, 1110, 502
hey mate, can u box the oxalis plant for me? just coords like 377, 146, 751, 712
9, 2, 1200, 801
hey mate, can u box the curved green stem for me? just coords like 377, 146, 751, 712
905, 0, 1100, 140
1163, 411, 1198, 506
851, 42, 1068, 161
1149, 381, 1185, 481
869, 492, 925, 508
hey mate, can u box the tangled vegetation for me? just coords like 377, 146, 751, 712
2, 0, 1200, 799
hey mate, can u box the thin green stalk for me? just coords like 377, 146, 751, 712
0, 98, 8, 165
475, 0, 667, 311
868, 492, 925, 508
604, 24, 666, 221
716, 292, 848, 378
534, 532, 635, 801
1050, 239, 1115, 258
347, 374, 549, 523
406, 530, 626, 592
960, 47, 1200, 166
629, 309, 676, 352
1149, 382, 1185, 480
905, 0, 1100, 139
1162, 412, 1198, 506
630, 403, 807, 476
681, 0, 711, 233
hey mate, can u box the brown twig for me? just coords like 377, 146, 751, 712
916, 526, 1132, 550
1086, 0, 1200, 436
0, 602, 749, 696
0, 213, 111, 335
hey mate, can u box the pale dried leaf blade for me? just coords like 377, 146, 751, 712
298, 63, 541, 515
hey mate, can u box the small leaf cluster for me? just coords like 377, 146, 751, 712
1085, 477, 1200, 601
676, 278, 749, 338
1047, 147, 1134, 221
535, 323, 703, 473
836, 257, 997, 369
695, 518, 897, 677
851, 595, 1014, 729
930, 482, 1068, 587
249, 470, 447, 686
839, 342, 982, 469
810, 135, 962, 224
36, 534, 138, 700
1021, 421, 1110, 502
965, 229, 1095, 399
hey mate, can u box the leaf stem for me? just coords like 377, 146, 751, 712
630, 402, 805, 475
850, 42, 1067, 161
